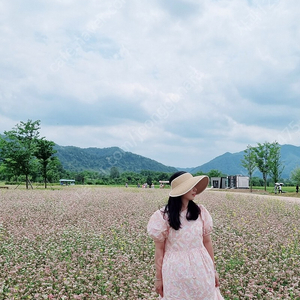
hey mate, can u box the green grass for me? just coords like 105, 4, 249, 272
253, 185, 299, 194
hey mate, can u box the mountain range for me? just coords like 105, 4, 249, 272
54, 145, 178, 174
189, 144, 300, 179
54, 144, 300, 179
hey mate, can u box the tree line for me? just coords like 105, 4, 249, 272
0, 120, 237, 189
0, 120, 61, 188
241, 141, 300, 192
0, 120, 176, 188
1, 120, 300, 190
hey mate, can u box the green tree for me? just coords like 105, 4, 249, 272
34, 139, 57, 188
75, 172, 85, 184
268, 142, 284, 184
194, 171, 205, 176
110, 166, 120, 179
0, 163, 6, 180
253, 141, 281, 191
46, 158, 65, 183
0, 120, 41, 189
207, 169, 223, 178
241, 145, 257, 192
253, 142, 270, 191
146, 175, 152, 186
157, 172, 171, 182
252, 176, 264, 187
290, 167, 300, 185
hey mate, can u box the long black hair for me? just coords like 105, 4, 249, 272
163, 171, 201, 230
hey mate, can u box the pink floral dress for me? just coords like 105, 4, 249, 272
147, 205, 224, 300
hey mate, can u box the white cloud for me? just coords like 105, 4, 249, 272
1, 0, 300, 168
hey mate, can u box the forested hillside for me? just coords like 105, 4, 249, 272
54, 145, 178, 173
2, 129, 299, 180
54, 144, 300, 178
191, 144, 300, 179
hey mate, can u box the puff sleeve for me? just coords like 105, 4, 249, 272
147, 209, 169, 242
200, 205, 213, 236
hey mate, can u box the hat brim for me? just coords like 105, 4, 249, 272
169, 175, 209, 197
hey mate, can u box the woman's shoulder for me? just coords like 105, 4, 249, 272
150, 207, 167, 219
198, 204, 213, 235
198, 204, 211, 216
147, 207, 170, 241
198, 203, 208, 210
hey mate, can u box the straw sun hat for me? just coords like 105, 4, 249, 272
169, 173, 209, 197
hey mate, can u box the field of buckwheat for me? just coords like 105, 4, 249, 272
0, 186, 300, 300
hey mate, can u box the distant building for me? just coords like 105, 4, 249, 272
211, 177, 228, 189
159, 180, 169, 189
59, 179, 75, 185
228, 175, 249, 189
210, 175, 249, 189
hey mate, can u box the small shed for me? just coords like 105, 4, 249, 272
228, 175, 249, 189
159, 180, 169, 188
159, 181, 169, 184
59, 179, 75, 185
211, 177, 228, 189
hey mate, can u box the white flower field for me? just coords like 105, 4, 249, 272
0, 187, 299, 299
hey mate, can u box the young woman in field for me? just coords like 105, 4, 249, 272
147, 171, 224, 300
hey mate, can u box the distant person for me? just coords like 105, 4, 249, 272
278, 184, 282, 194
151, 183, 155, 188
296, 185, 299, 193
147, 171, 224, 299
274, 184, 277, 194
125, 182, 128, 188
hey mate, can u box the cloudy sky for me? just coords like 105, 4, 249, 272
0, 0, 299, 168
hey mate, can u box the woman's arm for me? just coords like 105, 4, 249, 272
203, 234, 220, 287
154, 241, 165, 297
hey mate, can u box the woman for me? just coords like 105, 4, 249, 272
147, 171, 224, 299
